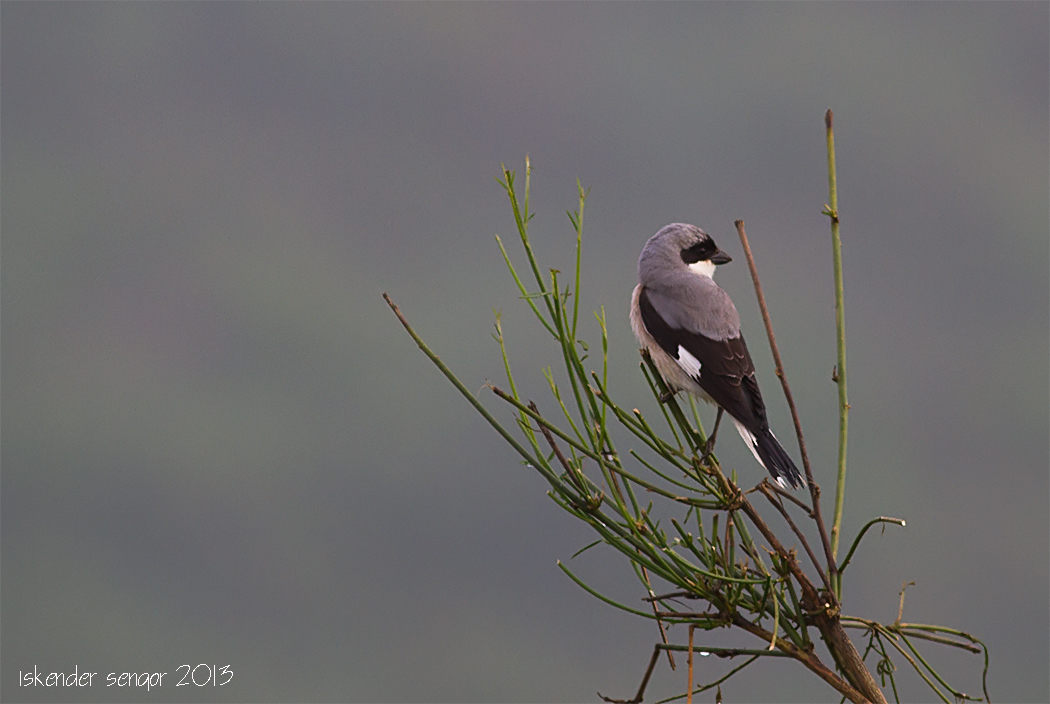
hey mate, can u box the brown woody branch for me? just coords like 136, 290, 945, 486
734, 220, 838, 583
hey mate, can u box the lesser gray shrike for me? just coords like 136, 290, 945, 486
630, 223, 805, 490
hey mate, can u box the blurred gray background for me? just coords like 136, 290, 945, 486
3, 3, 1047, 703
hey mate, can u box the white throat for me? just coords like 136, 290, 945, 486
688, 259, 717, 279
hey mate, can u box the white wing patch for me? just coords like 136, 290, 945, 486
676, 345, 703, 380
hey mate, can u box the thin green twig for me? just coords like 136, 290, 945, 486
823, 109, 850, 568
384, 294, 555, 489
494, 234, 557, 337
839, 516, 906, 574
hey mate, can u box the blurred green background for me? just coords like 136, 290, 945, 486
3, 3, 1047, 702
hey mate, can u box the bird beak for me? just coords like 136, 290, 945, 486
711, 249, 732, 265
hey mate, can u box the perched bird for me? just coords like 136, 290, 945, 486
629, 223, 805, 489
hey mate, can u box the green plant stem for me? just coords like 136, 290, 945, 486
825, 109, 850, 572
382, 293, 560, 488
568, 178, 588, 339
838, 516, 907, 574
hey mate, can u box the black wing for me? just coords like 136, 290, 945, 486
638, 287, 769, 434
639, 287, 805, 489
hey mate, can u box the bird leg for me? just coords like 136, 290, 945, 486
658, 388, 677, 404
703, 407, 724, 459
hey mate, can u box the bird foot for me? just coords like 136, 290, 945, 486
701, 437, 717, 464
701, 407, 723, 463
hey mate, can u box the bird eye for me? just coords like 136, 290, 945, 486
681, 240, 715, 264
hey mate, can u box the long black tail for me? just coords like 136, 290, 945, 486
755, 429, 805, 489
